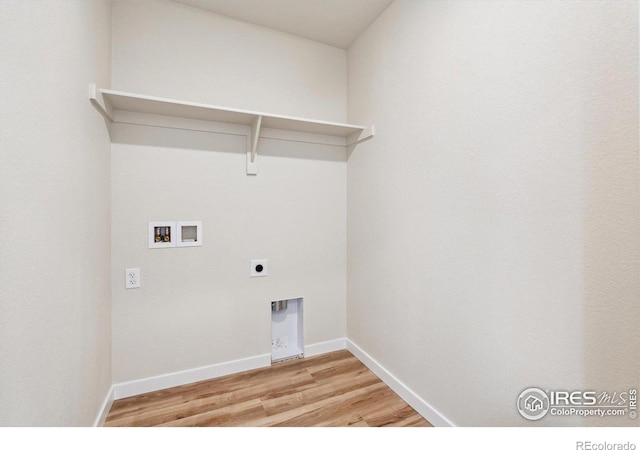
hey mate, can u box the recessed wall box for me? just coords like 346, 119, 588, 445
149, 221, 176, 248
177, 221, 202, 247
271, 297, 303, 363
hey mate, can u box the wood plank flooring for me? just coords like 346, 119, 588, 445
105, 350, 432, 427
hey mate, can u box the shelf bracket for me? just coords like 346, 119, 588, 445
347, 125, 375, 147
89, 84, 114, 138
89, 84, 113, 122
247, 115, 262, 175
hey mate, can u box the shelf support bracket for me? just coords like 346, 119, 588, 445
89, 84, 113, 122
89, 84, 114, 137
247, 115, 262, 175
347, 125, 375, 148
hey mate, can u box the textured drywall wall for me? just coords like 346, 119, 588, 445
110, 0, 347, 383
0, 0, 112, 425
111, 0, 347, 122
347, 0, 638, 426
582, 0, 640, 423
110, 127, 346, 382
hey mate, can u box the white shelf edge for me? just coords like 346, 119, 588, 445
99, 88, 366, 134
90, 85, 373, 175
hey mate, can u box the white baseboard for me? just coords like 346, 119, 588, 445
112, 338, 347, 401
305, 338, 346, 357
346, 338, 455, 427
113, 353, 271, 400
94, 385, 114, 427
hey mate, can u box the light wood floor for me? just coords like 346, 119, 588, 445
105, 350, 432, 427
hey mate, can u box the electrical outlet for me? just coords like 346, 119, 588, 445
251, 259, 268, 277
125, 268, 141, 289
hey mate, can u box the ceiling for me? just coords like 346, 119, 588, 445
171, 0, 394, 49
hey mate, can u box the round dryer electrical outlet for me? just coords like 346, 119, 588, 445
250, 259, 268, 277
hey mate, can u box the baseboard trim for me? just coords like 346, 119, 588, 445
113, 353, 271, 400
112, 338, 347, 401
346, 338, 455, 427
305, 338, 346, 357
94, 385, 114, 427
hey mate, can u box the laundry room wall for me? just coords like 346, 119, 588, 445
0, 0, 113, 426
347, 0, 639, 426
110, 0, 348, 384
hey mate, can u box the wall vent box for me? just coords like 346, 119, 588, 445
149, 221, 176, 248
271, 297, 303, 363
177, 221, 202, 247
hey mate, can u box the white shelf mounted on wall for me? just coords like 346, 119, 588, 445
89, 84, 374, 175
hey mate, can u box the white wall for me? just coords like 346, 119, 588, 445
110, 0, 347, 384
112, 0, 347, 122
0, 0, 112, 426
347, 0, 639, 426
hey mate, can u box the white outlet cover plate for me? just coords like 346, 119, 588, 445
251, 259, 268, 277
125, 268, 141, 289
